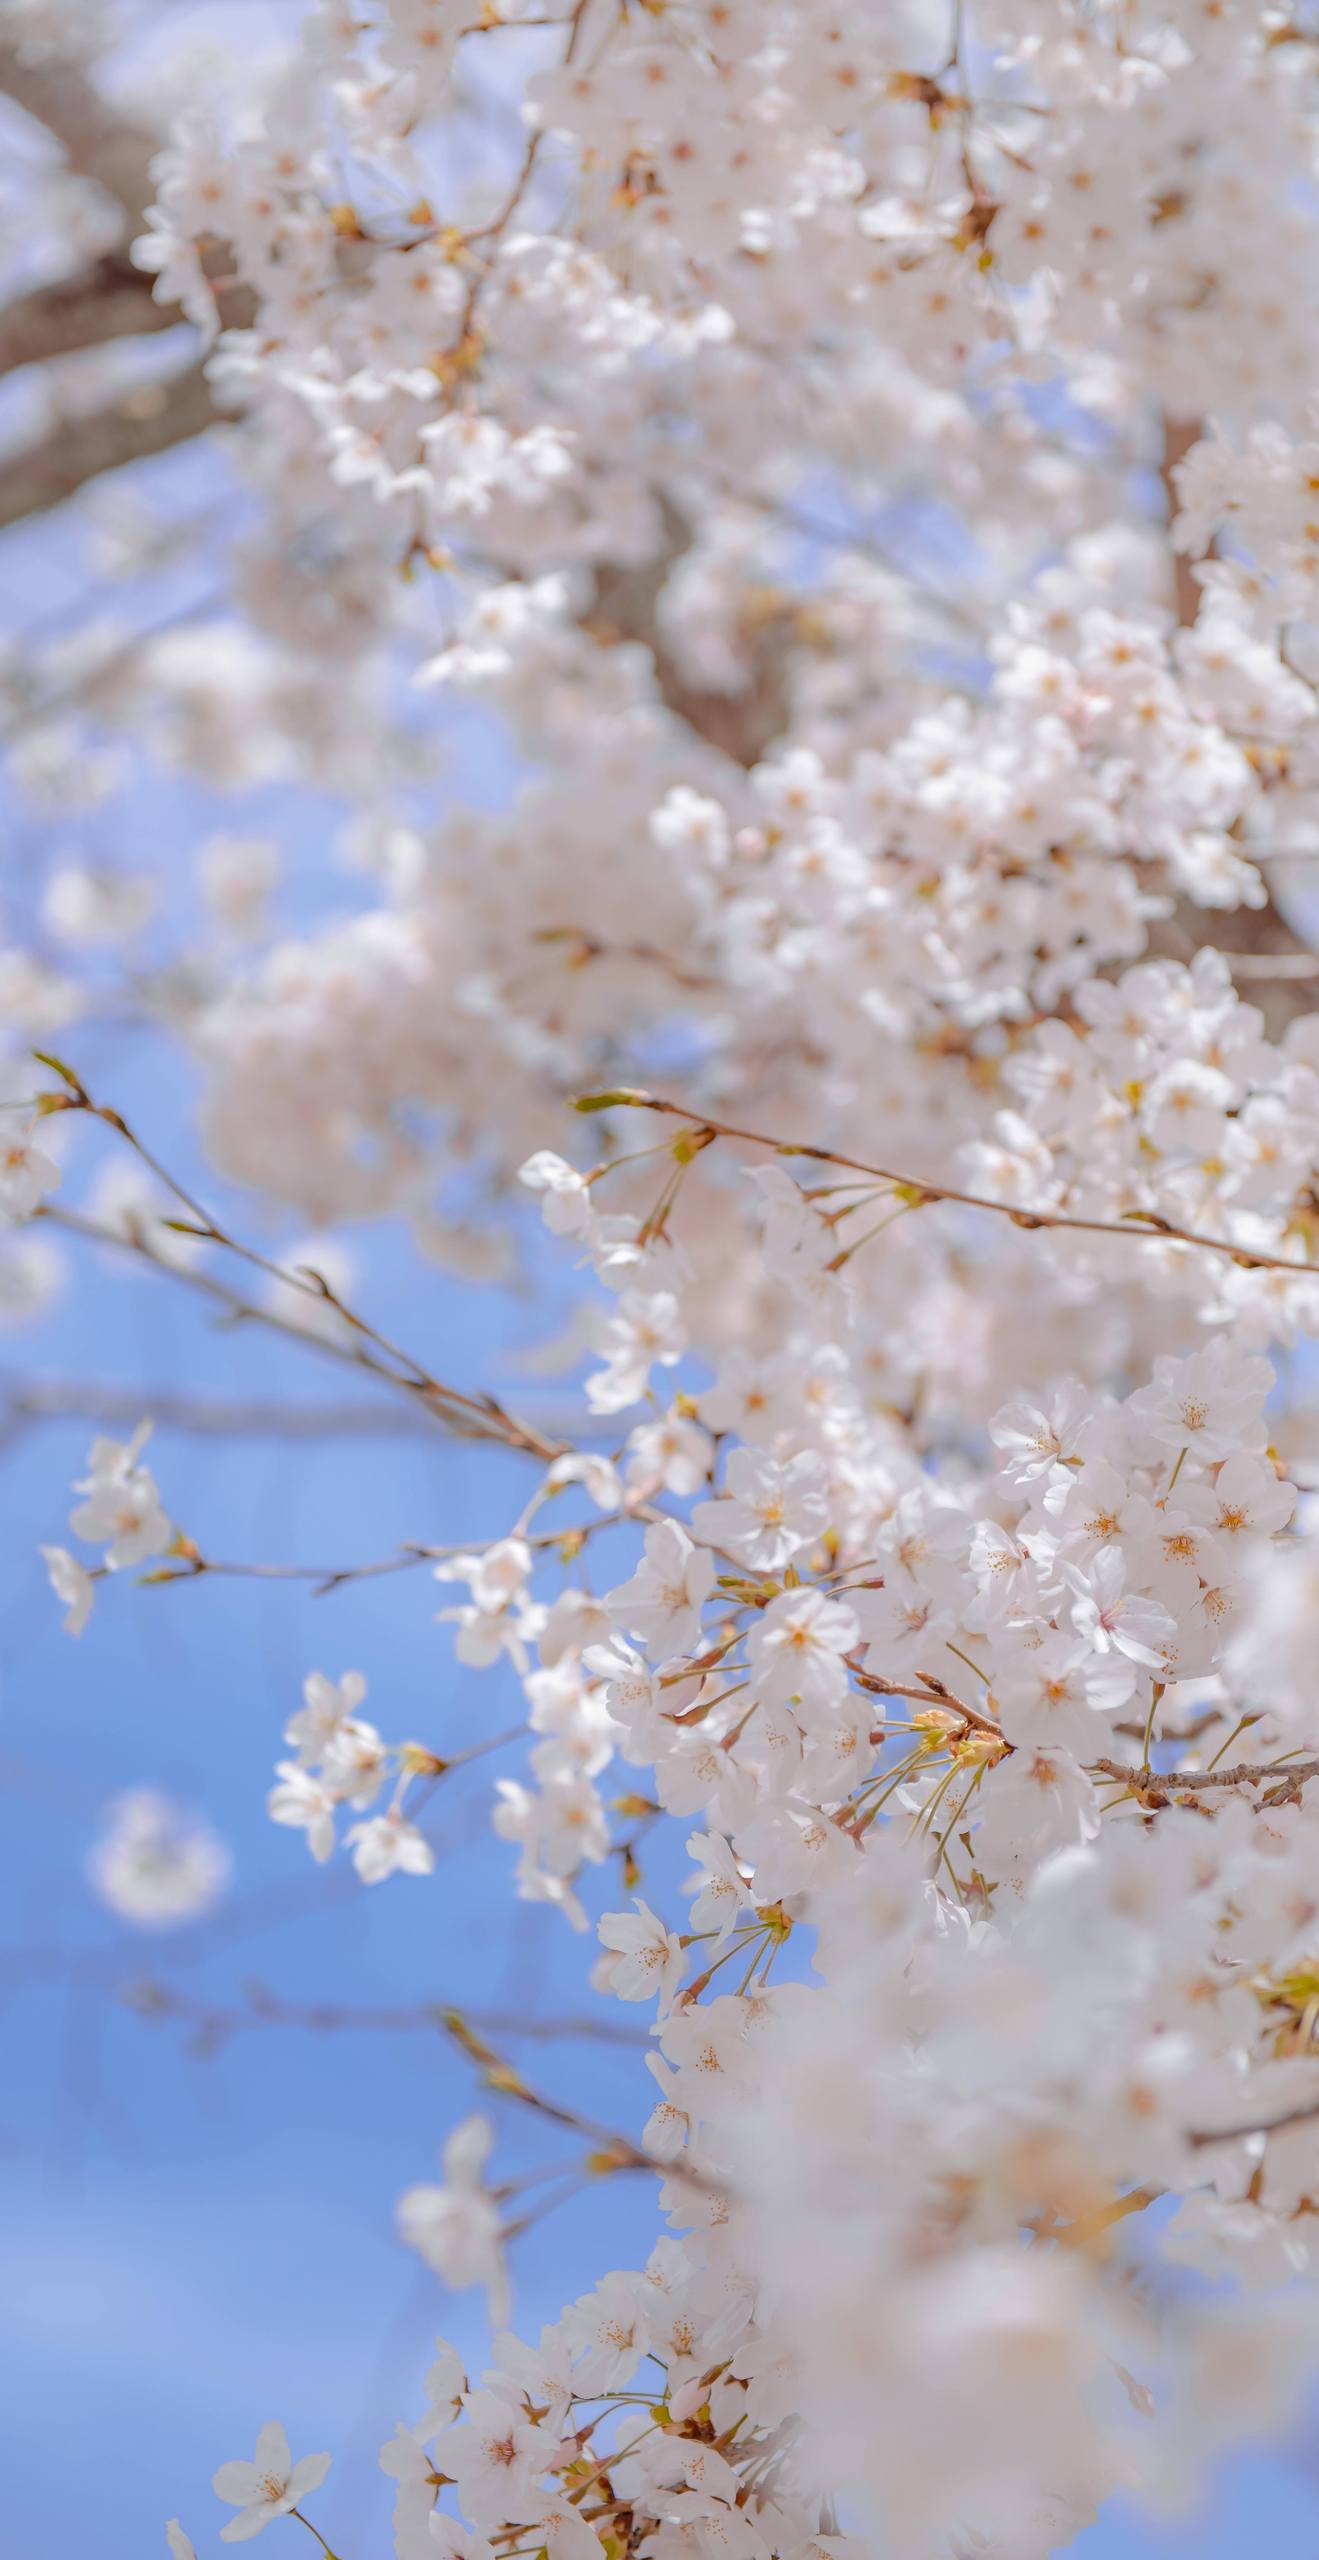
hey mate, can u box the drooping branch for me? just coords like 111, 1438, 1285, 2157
40, 1195, 566, 1463
39, 1062, 569, 1461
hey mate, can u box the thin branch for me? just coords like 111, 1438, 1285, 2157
1090, 1755, 1319, 1797
119, 1978, 649, 2052
38, 1202, 482, 1427
36, 1062, 565, 1463
453, 0, 590, 311
589, 1090, 1316, 1280
0, 51, 254, 513
38, 1201, 564, 1468
136, 1501, 645, 1597
439, 2006, 716, 2195
0, 1377, 444, 1445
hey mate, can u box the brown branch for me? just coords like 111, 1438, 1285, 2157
0, 1952, 646, 2048
0, 357, 220, 529
584, 1090, 1316, 1279
848, 1656, 1002, 1739
0, 50, 258, 512
134, 1503, 648, 1597
440, 2006, 716, 2195
0, 251, 179, 378
586, 501, 790, 770
39, 1201, 565, 1464
0, 244, 255, 386
1160, 413, 1202, 630
1189, 2089, 1319, 2149
1091, 1756, 1319, 1798
33, 1057, 567, 1460
1226, 953, 1319, 980
0, 1377, 443, 1444
0, 40, 159, 229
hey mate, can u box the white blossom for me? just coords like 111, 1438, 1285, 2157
89, 1790, 231, 1927
212, 2424, 330, 2543
398, 2116, 509, 2321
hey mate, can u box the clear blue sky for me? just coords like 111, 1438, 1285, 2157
2, 452, 1317, 2560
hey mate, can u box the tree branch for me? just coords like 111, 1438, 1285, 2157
0, 1377, 444, 1444
1091, 1755, 1319, 1799
0, 1951, 647, 2050
590, 1089, 1317, 1280
0, 357, 221, 528
1160, 413, 1202, 631
0, 39, 159, 230
0, 251, 178, 379
0, 46, 251, 515
587, 541, 791, 770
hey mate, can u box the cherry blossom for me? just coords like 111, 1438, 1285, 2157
67, 1423, 172, 1571
397, 2116, 510, 2322
39, 1544, 94, 1637
212, 2423, 330, 2542
595, 1901, 686, 2018
89, 1790, 231, 1927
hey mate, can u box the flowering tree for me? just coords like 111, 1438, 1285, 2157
10, 0, 1319, 2552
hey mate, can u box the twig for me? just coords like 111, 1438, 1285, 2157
120, 1978, 648, 2052
1090, 1756, 1319, 1796
46, 1063, 562, 1462
583, 1090, 1315, 1281
440, 2006, 716, 2197
34, 1070, 563, 1463
0, 1377, 445, 1444
848, 1657, 1002, 1740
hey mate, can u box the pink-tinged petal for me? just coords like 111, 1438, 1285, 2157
253, 2422, 291, 2482
166, 2525, 197, 2560
289, 2453, 332, 2498
220, 2509, 273, 2542
213, 2464, 259, 2506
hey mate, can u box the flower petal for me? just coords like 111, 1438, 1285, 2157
212, 2464, 259, 2507
289, 2453, 332, 2498
253, 2422, 291, 2483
